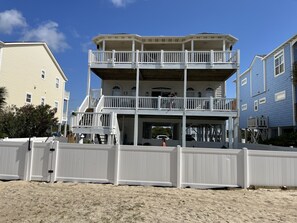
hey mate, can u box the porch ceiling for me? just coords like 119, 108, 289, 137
91, 68, 236, 81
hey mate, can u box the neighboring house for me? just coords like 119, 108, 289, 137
0, 41, 70, 133
239, 34, 297, 139
72, 33, 240, 147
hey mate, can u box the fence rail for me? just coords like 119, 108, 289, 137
1, 142, 297, 188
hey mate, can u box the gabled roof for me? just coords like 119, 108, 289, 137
240, 55, 264, 77
0, 41, 68, 81
263, 34, 297, 59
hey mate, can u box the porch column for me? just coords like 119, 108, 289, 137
133, 114, 138, 146
234, 57, 240, 148
223, 40, 226, 62
191, 40, 194, 51
87, 64, 91, 107
134, 67, 140, 146
182, 68, 187, 147
222, 123, 226, 145
182, 114, 186, 147
183, 68, 187, 109
228, 117, 233, 148
102, 40, 106, 51
132, 40, 135, 64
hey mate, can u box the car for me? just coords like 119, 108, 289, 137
156, 135, 170, 140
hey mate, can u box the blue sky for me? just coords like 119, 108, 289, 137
0, 0, 297, 112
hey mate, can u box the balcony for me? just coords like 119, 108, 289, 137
89, 50, 239, 70
97, 96, 236, 116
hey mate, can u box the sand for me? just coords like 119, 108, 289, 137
0, 181, 297, 223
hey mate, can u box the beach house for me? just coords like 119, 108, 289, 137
239, 34, 297, 141
0, 41, 70, 132
71, 33, 240, 147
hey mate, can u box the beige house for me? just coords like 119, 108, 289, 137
0, 41, 69, 131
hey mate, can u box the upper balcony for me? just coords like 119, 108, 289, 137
89, 50, 239, 70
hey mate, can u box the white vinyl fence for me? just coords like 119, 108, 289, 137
1, 141, 297, 188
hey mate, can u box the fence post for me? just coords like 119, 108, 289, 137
49, 141, 59, 183
243, 147, 249, 189
158, 96, 161, 110
176, 145, 182, 188
114, 144, 120, 185
24, 139, 35, 181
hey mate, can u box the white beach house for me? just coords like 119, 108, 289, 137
71, 33, 240, 148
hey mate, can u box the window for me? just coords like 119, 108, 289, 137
274, 50, 285, 76
56, 78, 60, 88
26, 93, 32, 103
259, 97, 266, 104
186, 87, 195, 97
41, 70, 46, 79
241, 78, 247, 86
112, 86, 121, 96
254, 100, 258, 111
41, 97, 45, 105
54, 101, 59, 112
275, 90, 286, 101
241, 104, 247, 111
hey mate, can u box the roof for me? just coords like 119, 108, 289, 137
240, 34, 297, 77
0, 41, 68, 81
92, 33, 238, 45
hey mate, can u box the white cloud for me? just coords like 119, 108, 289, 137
110, 0, 134, 7
0, 9, 27, 34
22, 21, 70, 52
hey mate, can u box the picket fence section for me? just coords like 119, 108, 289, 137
0, 141, 297, 188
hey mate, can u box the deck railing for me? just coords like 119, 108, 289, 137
89, 50, 239, 65
101, 96, 236, 112
72, 112, 111, 128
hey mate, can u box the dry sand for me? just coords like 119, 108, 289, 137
0, 181, 297, 223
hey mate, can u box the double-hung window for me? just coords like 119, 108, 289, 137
274, 50, 284, 76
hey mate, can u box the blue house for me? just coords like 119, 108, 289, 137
239, 34, 297, 139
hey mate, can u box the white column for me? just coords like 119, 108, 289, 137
87, 66, 91, 107
191, 40, 194, 51
277, 127, 282, 136
183, 68, 187, 109
132, 40, 135, 64
133, 114, 138, 146
223, 40, 226, 62
234, 55, 240, 148
102, 40, 106, 51
228, 117, 233, 148
136, 68, 139, 109
182, 115, 186, 148
176, 145, 182, 188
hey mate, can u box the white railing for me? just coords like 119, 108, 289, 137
213, 98, 236, 111
90, 50, 239, 65
104, 96, 136, 109
186, 98, 210, 110
160, 97, 184, 110
102, 96, 236, 112
95, 95, 105, 112
78, 95, 89, 112
72, 112, 110, 128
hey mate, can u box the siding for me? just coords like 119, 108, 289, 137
239, 44, 294, 129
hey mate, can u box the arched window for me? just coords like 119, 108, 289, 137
205, 88, 214, 97
112, 86, 122, 96
131, 87, 136, 96
186, 87, 195, 97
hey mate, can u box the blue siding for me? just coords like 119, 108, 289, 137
239, 43, 294, 129
251, 57, 264, 96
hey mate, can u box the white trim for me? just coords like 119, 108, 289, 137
263, 59, 266, 91
275, 90, 286, 102
241, 104, 247, 111
250, 70, 252, 97
241, 77, 247, 86
25, 92, 32, 104
259, 97, 266, 104
254, 100, 258, 111
274, 49, 285, 77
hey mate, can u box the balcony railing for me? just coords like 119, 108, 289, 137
89, 50, 239, 66
102, 96, 236, 112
